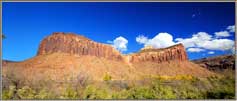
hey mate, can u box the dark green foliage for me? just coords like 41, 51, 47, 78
205, 76, 235, 99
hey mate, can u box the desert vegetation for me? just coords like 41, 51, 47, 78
2, 72, 235, 99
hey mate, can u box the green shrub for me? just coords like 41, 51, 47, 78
127, 86, 156, 99
103, 73, 112, 81
178, 88, 204, 99
204, 76, 235, 99
112, 89, 130, 99
83, 85, 111, 99
60, 86, 78, 99
35, 89, 54, 99
17, 86, 36, 99
206, 77, 235, 99
152, 85, 176, 99
2, 85, 16, 99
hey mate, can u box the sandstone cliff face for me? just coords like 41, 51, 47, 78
129, 44, 188, 63
38, 32, 188, 63
37, 32, 123, 61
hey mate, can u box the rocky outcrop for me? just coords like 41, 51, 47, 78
2, 60, 17, 67
192, 55, 235, 71
37, 32, 123, 61
129, 43, 188, 63
37, 32, 188, 63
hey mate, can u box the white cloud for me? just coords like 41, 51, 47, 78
175, 32, 212, 48
136, 35, 148, 44
199, 39, 234, 51
175, 38, 196, 48
111, 36, 128, 52
227, 25, 235, 32
208, 51, 215, 54
175, 32, 234, 52
145, 33, 176, 48
136, 33, 175, 49
187, 48, 205, 52
215, 31, 230, 38
136, 31, 234, 54
192, 32, 212, 41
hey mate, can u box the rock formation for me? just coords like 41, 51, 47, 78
37, 32, 123, 61
37, 32, 188, 63
192, 55, 235, 71
129, 43, 188, 63
2, 32, 215, 85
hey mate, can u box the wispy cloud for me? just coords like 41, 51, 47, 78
227, 25, 235, 32
215, 31, 230, 38
136, 35, 148, 44
187, 48, 205, 52
208, 51, 215, 54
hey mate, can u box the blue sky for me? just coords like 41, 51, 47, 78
2, 2, 235, 61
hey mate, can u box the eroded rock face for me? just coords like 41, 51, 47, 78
37, 32, 123, 61
192, 55, 235, 71
129, 44, 188, 63
38, 32, 188, 63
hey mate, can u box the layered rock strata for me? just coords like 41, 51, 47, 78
37, 32, 188, 63
37, 32, 123, 61
129, 44, 188, 63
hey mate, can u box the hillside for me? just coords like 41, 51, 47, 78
192, 55, 235, 76
2, 32, 215, 82
2, 53, 214, 83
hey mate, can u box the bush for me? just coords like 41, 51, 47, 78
2, 85, 16, 99
205, 76, 235, 99
206, 89, 235, 99
174, 80, 204, 99
112, 89, 130, 99
152, 85, 176, 99
35, 89, 54, 99
103, 73, 112, 81
60, 85, 78, 99
2, 74, 235, 99
75, 71, 91, 88
126, 86, 156, 99
17, 86, 36, 99
83, 85, 111, 99
178, 88, 204, 99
